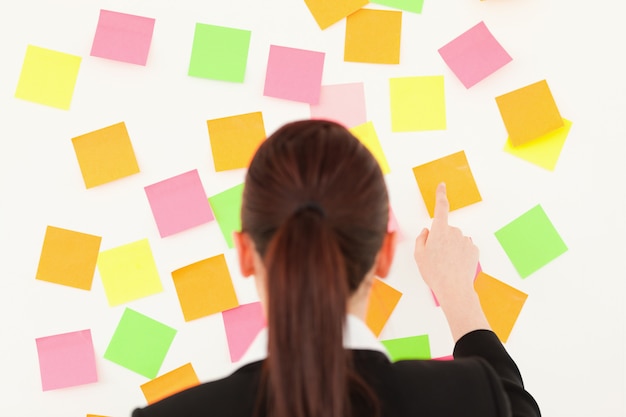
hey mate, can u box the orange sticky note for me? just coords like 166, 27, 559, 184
140, 363, 200, 405
474, 272, 527, 343
304, 0, 368, 30
207, 112, 266, 172
36, 226, 102, 290
365, 278, 402, 337
412, 150, 482, 218
172, 254, 239, 321
72, 122, 140, 188
495, 80, 563, 146
344, 9, 402, 64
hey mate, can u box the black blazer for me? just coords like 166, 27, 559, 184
132, 330, 540, 417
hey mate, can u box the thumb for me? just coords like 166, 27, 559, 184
414, 227, 429, 250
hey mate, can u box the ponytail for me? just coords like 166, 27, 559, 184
263, 206, 349, 417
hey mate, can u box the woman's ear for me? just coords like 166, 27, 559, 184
374, 232, 397, 278
233, 231, 255, 278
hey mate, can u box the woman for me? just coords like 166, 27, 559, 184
132, 120, 541, 417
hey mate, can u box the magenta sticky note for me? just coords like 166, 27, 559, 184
310, 83, 367, 128
90, 10, 156, 65
222, 302, 266, 362
438, 21, 512, 89
35, 329, 98, 391
263, 45, 325, 104
145, 169, 214, 237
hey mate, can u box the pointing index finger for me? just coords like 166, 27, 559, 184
432, 182, 449, 227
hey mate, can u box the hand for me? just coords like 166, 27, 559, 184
414, 183, 479, 302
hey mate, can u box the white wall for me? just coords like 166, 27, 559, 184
1, 1, 624, 416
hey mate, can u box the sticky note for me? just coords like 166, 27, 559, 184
344, 9, 402, 64
72, 122, 140, 188
140, 363, 200, 405
263, 45, 325, 104
388, 207, 400, 235
207, 112, 266, 172
222, 302, 266, 362
35, 329, 98, 391
496, 80, 563, 146
35, 226, 101, 290
381, 335, 431, 361
97, 239, 163, 306
365, 278, 402, 337
504, 118, 572, 171
172, 254, 240, 322
438, 21, 512, 89
15, 45, 81, 110
304, 0, 368, 30
350, 122, 391, 174
104, 308, 177, 379
390, 76, 446, 132
310, 83, 367, 128
370, 0, 424, 13
474, 272, 528, 342
188, 23, 251, 82
208, 183, 244, 248
495, 204, 568, 278
144, 170, 214, 237
412, 150, 482, 217
90, 10, 155, 65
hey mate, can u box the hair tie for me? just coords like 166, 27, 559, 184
295, 201, 326, 218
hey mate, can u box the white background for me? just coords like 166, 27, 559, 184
1, 0, 624, 416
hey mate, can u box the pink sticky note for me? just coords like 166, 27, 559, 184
145, 169, 214, 237
35, 329, 98, 391
263, 45, 325, 104
432, 262, 482, 306
438, 21, 512, 89
310, 83, 367, 128
222, 302, 266, 362
90, 10, 156, 65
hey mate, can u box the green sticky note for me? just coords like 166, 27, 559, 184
15, 45, 81, 110
370, 0, 424, 13
104, 308, 177, 378
382, 335, 431, 362
208, 183, 244, 248
495, 205, 568, 278
188, 23, 251, 83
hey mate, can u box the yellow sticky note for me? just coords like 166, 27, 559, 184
495, 80, 563, 146
97, 239, 163, 306
72, 122, 140, 188
15, 45, 81, 110
412, 150, 482, 218
365, 278, 402, 337
344, 9, 402, 64
350, 121, 391, 174
36, 226, 102, 290
304, 0, 368, 30
390, 76, 446, 132
207, 112, 266, 172
504, 118, 572, 171
172, 254, 239, 321
474, 272, 528, 343
140, 363, 200, 405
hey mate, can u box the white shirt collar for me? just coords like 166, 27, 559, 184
237, 314, 390, 366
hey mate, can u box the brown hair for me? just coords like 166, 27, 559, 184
241, 120, 388, 417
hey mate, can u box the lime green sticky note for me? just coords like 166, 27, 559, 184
370, 0, 424, 13
390, 76, 446, 132
188, 23, 251, 83
15, 45, 82, 110
381, 335, 431, 362
104, 308, 176, 379
350, 122, 391, 174
97, 239, 163, 306
503, 119, 572, 171
208, 184, 244, 248
495, 205, 568, 278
